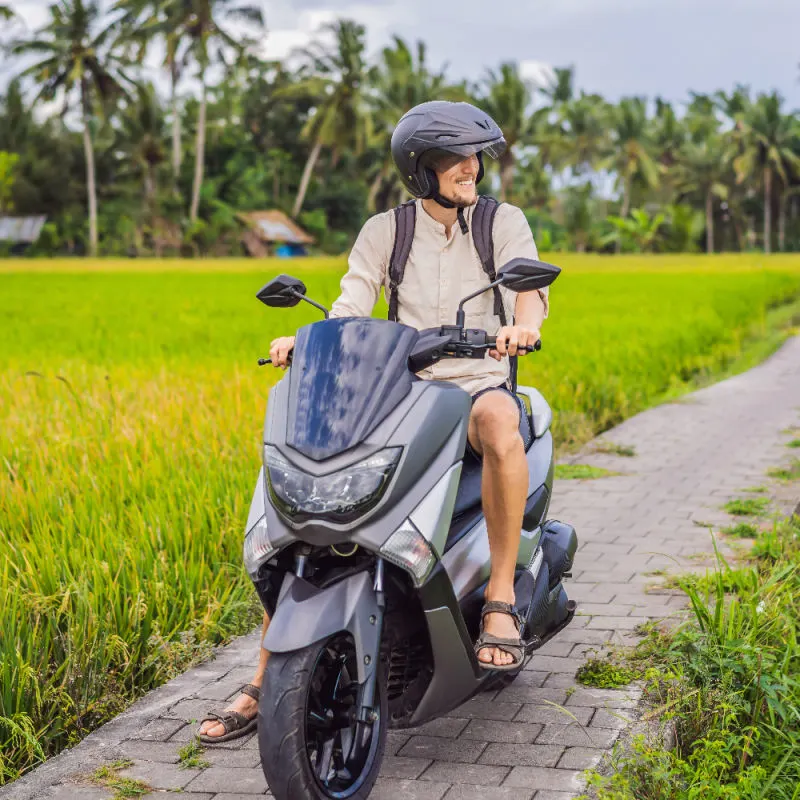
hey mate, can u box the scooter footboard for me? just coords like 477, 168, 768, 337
263, 571, 380, 683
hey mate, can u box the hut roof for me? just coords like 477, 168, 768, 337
239, 210, 315, 245
0, 215, 46, 243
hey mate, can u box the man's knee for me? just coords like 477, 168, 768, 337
471, 394, 520, 457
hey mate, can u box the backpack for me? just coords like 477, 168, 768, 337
386, 195, 519, 390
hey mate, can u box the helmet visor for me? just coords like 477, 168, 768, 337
422, 139, 507, 171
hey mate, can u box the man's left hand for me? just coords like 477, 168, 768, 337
489, 325, 541, 361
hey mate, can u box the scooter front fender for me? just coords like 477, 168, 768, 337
263, 571, 380, 683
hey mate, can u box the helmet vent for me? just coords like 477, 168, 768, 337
436, 133, 457, 139
477, 119, 491, 130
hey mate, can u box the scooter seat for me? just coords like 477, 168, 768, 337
447, 394, 534, 544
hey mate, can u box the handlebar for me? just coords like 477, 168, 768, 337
485, 335, 542, 355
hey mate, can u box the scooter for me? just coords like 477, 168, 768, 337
244, 257, 578, 799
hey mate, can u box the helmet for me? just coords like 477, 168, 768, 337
390, 101, 507, 203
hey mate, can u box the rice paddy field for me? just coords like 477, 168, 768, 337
2, 254, 800, 783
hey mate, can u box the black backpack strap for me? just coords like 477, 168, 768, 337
473, 195, 520, 393
471, 196, 506, 325
387, 200, 416, 322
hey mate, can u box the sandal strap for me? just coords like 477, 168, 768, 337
240, 683, 261, 701
481, 601, 523, 629
475, 632, 525, 664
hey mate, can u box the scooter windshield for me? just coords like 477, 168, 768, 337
285, 318, 419, 460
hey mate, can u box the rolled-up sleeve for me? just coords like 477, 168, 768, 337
330, 212, 391, 319
493, 205, 549, 319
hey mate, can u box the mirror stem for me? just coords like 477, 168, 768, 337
290, 288, 330, 319
455, 277, 504, 330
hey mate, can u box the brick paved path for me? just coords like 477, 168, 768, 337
4, 337, 799, 800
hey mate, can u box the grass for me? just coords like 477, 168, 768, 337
721, 522, 761, 538
575, 658, 641, 688
787, 439, 800, 448
723, 497, 770, 516
581, 514, 800, 800
88, 760, 150, 798
592, 441, 637, 457
178, 739, 210, 770
767, 459, 800, 481
1, 254, 800, 784
556, 464, 619, 480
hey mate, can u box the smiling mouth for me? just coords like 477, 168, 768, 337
456, 179, 475, 187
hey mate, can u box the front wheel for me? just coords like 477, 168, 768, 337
258, 634, 387, 800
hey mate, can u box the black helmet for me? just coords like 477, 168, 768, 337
391, 101, 507, 203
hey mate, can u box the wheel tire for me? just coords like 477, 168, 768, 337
258, 636, 387, 800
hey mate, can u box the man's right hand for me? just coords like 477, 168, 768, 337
269, 336, 296, 368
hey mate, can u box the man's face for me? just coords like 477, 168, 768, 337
433, 153, 480, 207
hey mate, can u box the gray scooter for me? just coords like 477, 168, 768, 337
244, 258, 578, 799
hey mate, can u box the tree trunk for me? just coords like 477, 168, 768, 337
499, 151, 515, 203
293, 138, 322, 219
617, 176, 631, 254
170, 62, 182, 187
763, 166, 772, 254
705, 188, 714, 254
778, 190, 787, 252
189, 79, 207, 223
82, 111, 98, 257
367, 167, 385, 213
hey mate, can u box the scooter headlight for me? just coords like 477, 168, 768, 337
264, 446, 402, 523
380, 519, 436, 585
243, 515, 277, 578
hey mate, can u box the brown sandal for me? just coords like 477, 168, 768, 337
475, 601, 526, 672
198, 683, 260, 743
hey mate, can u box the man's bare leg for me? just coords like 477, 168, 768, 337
199, 611, 270, 738
468, 390, 528, 667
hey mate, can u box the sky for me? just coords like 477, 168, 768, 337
4, 0, 800, 108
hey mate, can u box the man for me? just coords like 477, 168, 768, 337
199, 100, 548, 741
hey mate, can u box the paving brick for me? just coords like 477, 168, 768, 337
370, 778, 450, 799
557, 747, 606, 769
420, 762, 509, 785
410, 717, 470, 738
398, 736, 486, 764
444, 785, 534, 800
590, 708, 637, 729
460, 718, 543, 744
502, 766, 584, 792
184, 767, 267, 794
445, 696, 522, 721
43, 788, 114, 800
119, 762, 199, 790
478, 743, 563, 768
514, 704, 592, 726
564, 687, 641, 709
379, 756, 433, 779
495, 686, 567, 705
531, 791, 581, 800
136, 718, 187, 742
142, 794, 213, 800
536, 724, 619, 749
119, 740, 182, 763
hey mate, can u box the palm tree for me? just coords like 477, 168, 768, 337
0, 4, 15, 20
287, 19, 370, 218
605, 98, 660, 228
542, 66, 574, 107
675, 135, 730, 253
555, 91, 608, 177
733, 92, 800, 253
365, 37, 456, 210
116, 82, 167, 208
112, 0, 192, 190
10, 0, 134, 256
480, 62, 535, 201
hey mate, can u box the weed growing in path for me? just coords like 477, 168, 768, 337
767, 459, 800, 481
723, 497, 769, 516
556, 464, 619, 480
178, 739, 210, 770
89, 760, 150, 799
721, 522, 760, 538
575, 658, 640, 688
592, 441, 637, 457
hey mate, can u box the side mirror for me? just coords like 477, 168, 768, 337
498, 258, 561, 293
256, 274, 307, 308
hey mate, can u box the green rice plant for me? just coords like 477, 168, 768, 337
1, 255, 799, 783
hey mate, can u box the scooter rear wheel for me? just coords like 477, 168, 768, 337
258, 633, 387, 800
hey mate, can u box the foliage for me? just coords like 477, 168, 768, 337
582, 514, 800, 800
766, 459, 800, 481
0, 256, 799, 782
1, 12, 799, 255
555, 464, 618, 480
575, 658, 640, 688
722, 497, 770, 516
177, 739, 210, 769
720, 522, 760, 538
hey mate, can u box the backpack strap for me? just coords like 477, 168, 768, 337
471, 196, 506, 326
387, 200, 416, 322
473, 195, 520, 393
